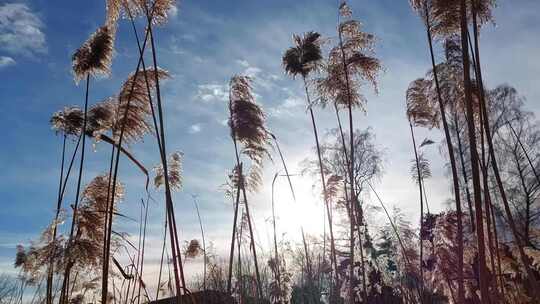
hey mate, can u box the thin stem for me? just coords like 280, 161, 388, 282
227, 173, 242, 294
453, 109, 476, 230
303, 76, 339, 289
420, 1, 465, 301
506, 120, 540, 185
270, 173, 282, 303
227, 83, 263, 298
136, 197, 150, 304
146, 16, 186, 296
470, 0, 540, 294
409, 122, 425, 299
459, 0, 490, 301
46, 134, 66, 304
234, 145, 263, 299
227, 179, 242, 294
101, 15, 158, 304
336, 14, 360, 303
270, 133, 313, 295
367, 182, 412, 267
192, 195, 206, 291
156, 209, 168, 300
60, 74, 90, 304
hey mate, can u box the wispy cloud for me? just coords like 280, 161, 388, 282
194, 83, 228, 103
236, 59, 249, 67
0, 3, 46, 57
1, 0, 539, 282
168, 4, 178, 18
189, 123, 202, 134
236, 59, 280, 90
0, 56, 15, 68
269, 94, 304, 117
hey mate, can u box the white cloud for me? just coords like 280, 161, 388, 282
269, 74, 281, 81
168, 5, 178, 18
236, 59, 249, 67
282, 95, 303, 108
195, 83, 228, 103
189, 123, 202, 134
236, 60, 280, 90
236, 59, 262, 78
269, 95, 305, 117
244, 66, 262, 77
0, 55, 15, 68
0, 3, 46, 57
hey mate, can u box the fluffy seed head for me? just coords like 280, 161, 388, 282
228, 75, 271, 191
116, 68, 169, 142
72, 26, 114, 82
50, 106, 84, 136
154, 151, 183, 191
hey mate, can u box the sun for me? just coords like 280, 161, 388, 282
271, 174, 327, 242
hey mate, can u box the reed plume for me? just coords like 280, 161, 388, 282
228, 75, 271, 191
73, 175, 124, 267
116, 68, 169, 143
110, 0, 176, 25
50, 100, 150, 181
51, 107, 84, 137
282, 31, 323, 79
113, 1, 187, 299
106, 0, 121, 23
72, 26, 114, 83
324, 174, 344, 203
87, 98, 117, 139
14, 223, 66, 284
227, 75, 271, 299
184, 240, 203, 259
50, 87, 159, 143
410, 153, 432, 184
51, 100, 115, 140
327, 3, 382, 301
148, 0, 177, 25
50, 21, 116, 304
154, 151, 183, 191
81, 174, 124, 221
282, 30, 340, 296
406, 4, 471, 301
58, 23, 109, 302
414, 0, 495, 39
406, 78, 440, 129
316, 11, 381, 111
16, 175, 122, 304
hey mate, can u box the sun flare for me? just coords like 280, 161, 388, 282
271, 174, 327, 242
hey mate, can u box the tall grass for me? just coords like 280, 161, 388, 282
12, 1, 540, 304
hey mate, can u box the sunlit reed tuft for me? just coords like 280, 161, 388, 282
184, 239, 202, 258
406, 78, 440, 129
154, 151, 183, 191
316, 6, 381, 111
116, 68, 169, 143
50, 107, 84, 136
282, 31, 323, 79
72, 26, 114, 82
228, 75, 271, 191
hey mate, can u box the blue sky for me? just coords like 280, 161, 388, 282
1, 0, 539, 285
